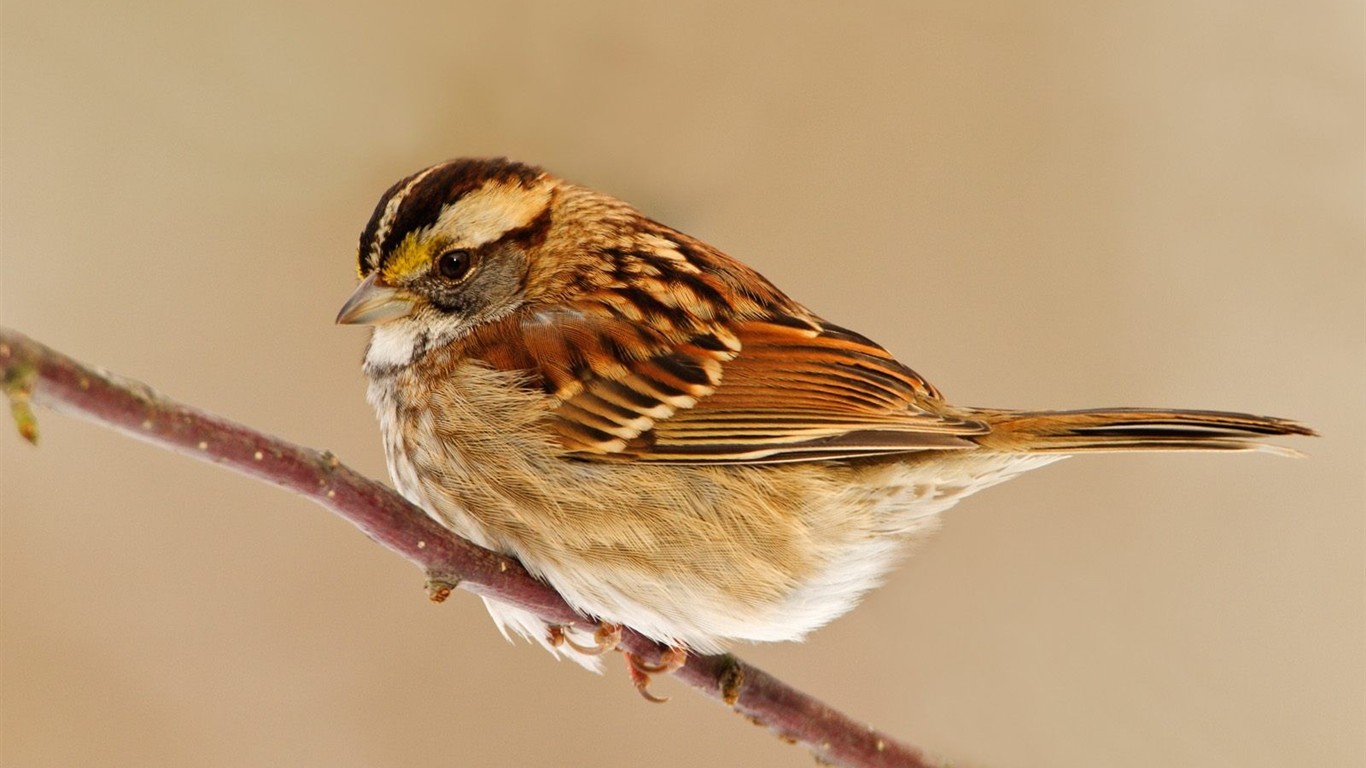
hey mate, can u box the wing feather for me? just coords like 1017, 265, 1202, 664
463, 300, 984, 464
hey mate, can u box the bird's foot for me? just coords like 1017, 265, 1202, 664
624, 647, 687, 703
546, 622, 622, 656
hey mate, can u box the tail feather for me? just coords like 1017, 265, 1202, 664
972, 408, 1316, 455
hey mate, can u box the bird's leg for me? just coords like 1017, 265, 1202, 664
546, 621, 622, 655
624, 647, 687, 703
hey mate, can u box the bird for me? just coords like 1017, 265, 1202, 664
336, 157, 1313, 698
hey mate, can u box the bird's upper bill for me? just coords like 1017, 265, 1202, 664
335, 272, 416, 325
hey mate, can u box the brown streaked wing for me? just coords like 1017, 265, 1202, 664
463, 303, 740, 454
465, 305, 986, 464
607, 318, 986, 463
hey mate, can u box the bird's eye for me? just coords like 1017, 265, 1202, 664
436, 249, 476, 282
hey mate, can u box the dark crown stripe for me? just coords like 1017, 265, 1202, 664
358, 168, 427, 274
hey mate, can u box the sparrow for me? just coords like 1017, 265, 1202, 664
337, 157, 1313, 697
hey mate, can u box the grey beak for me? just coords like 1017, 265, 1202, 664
335, 273, 416, 325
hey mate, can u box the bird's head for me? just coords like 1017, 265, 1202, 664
337, 158, 578, 371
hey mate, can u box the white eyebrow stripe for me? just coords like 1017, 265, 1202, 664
432, 180, 552, 247
369, 164, 444, 271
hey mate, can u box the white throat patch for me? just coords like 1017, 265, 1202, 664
364, 312, 471, 373
365, 322, 424, 371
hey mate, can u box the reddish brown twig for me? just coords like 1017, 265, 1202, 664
1, 326, 938, 768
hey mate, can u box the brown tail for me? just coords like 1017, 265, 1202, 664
971, 408, 1316, 455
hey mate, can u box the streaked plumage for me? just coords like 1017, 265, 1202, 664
339, 158, 1313, 671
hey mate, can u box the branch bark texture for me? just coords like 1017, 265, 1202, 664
1, 326, 937, 768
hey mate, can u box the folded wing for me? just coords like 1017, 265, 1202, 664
466, 301, 986, 465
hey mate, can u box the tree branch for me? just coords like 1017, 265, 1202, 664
1, 326, 938, 768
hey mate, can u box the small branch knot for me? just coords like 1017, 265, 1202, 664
317, 449, 341, 471
4, 359, 39, 445
717, 654, 745, 706
425, 574, 462, 603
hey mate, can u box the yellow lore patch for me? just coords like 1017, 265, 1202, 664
381, 231, 433, 284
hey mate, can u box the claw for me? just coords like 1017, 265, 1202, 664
546, 622, 622, 655
567, 622, 622, 655
624, 647, 687, 703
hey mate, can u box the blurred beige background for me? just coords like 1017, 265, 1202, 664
2, 2, 1362, 767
